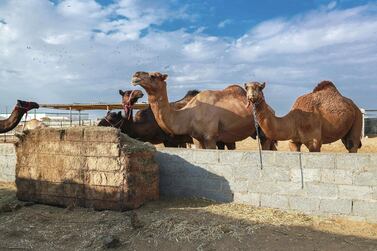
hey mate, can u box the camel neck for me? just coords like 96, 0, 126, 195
148, 87, 188, 135
0, 107, 26, 133
253, 98, 294, 141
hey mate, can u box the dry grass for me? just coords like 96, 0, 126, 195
1, 183, 377, 250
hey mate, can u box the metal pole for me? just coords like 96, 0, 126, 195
69, 107, 72, 127
4, 106, 7, 142
79, 110, 81, 126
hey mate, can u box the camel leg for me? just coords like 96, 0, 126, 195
289, 141, 302, 152
216, 141, 225, 150
203, 139, 217, 149
261, 138, 277, 151
305, 139, 322, 152
226, 142, 236, 150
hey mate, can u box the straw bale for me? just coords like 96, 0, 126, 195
15, 127, 159, 210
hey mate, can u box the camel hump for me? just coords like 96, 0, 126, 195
312, 80, 338, 93
224, 84, 246, 95
184, 90, 200, 98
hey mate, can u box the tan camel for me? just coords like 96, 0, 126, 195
131, 71, 276, 150
245, 81, 362, 152
15, 119, 47, 132
0, 100, 39, 133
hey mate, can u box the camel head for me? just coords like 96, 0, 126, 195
119, 89, 144, 106
97, 111, 123, 127
244, 82, 265, 104
131, 71, 168, 95
16, 100, 40, 111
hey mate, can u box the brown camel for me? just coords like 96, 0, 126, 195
245, 81, 362, 152
130, 71, 277, 150
0, 100, 39, 134
98, 89, 197, 147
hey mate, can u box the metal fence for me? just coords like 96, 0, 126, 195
364, 109, 377, 137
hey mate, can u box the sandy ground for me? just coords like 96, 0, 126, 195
235, 137, 377, 153
1, 182, 376, 251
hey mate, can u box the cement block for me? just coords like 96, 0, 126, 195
261, 166, 290, 182
228, 178, 248, 193
319, 199, 352, 214
368, 155, 377, 170
290, 168, 320, 183
260, 194, 289, 209
320, 169, 353, 185
302, 153, 335, 169
305, 183, 337, 199
219, 151, 259, 165
274, 152, 300, 168
353, 200, 377, 219
204, 163, 233, 178
338, 184, 373, 200
0, 144, 16, 155
289, 196, 320, 213
353, 171, 377, 186
248, 181, 281, 194
336, 154, 370, 171
234, 192, 260, 206
193, 150, 219, 163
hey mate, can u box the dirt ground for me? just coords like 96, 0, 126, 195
235, 137, 377, 153
1, 183, 376, 251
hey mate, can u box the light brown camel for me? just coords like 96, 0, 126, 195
131, 71, 277, 150
0, 100, 39, 134
245, 81, 362, 152
15, 119, 47, 132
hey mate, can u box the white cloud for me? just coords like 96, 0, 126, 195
0, 0, 376, 115
218, 19, 232, 28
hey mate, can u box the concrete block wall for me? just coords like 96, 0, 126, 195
156, 149, 377, 222
0, 143, 16, 182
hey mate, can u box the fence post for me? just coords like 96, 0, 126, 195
361, 108, 365, 138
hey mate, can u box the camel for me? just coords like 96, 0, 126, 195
130, 71, 277, 150
0, 100, 39, 134
15, 119, 47, 132
244, 81, 362, 152
98, 89, 197, 147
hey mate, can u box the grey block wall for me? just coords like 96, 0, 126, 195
156, 148, 377, 223
1, 143, 377, 222
0, 144, 16, 182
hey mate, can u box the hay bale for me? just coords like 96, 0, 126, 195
15, 127, 159, 210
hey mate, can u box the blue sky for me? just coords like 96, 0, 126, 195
0, 0, 377, 117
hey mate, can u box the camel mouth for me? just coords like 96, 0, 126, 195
131, 78, 141, 86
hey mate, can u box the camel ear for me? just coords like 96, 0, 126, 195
244, 83, 247, 89
161, 74, 168, 81
261, 82, 266, 89
119, 90, 125, 96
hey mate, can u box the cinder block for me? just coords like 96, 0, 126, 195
353, 171, 377, 186
319, 199, 352, 214
320, 169, 353, 185
274, 152, 300, 168
260, 194, 289, 209
338, 184, 373, 200
336, 154, 370, 171
158, 149, 194, 163
261, 166, 290, 182
228, 178, 248, 193
204, 163, 233, 178
368, 155, 377, 170
248, 181, 281, 194
291, 168, 320, 183
305, 183, 337, 199
234, 192, 260, 206
219, 151, 259, 165
289, 196, 320, 213
302, 153, 335, 169
353, 200, 377, 219
193, 149, 219, 163
0, 144, 16, 155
